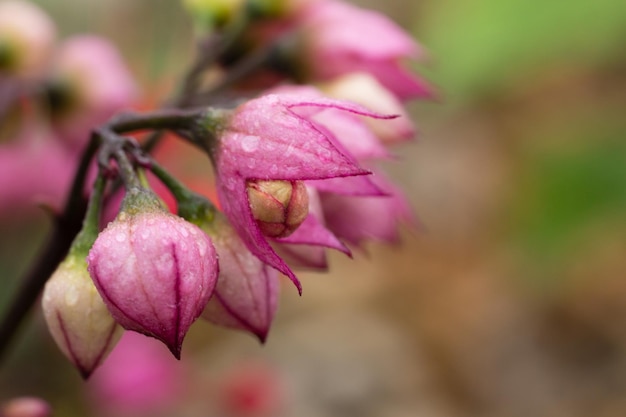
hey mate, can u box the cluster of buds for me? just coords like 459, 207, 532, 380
0, 0, 432, 380
0, 1, 136, 214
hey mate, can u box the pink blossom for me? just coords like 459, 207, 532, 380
49, 36, 137, 144
87, 332, 185, 416
87, 199, 218, 358
212, 93, 390, 292
0, 132, 74, 215
320, 173, 416, 247
200, 214, 280, 342
294, 0, 433, 100
321, 72, 416, 142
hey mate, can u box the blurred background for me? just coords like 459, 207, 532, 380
1, 0, 626, 416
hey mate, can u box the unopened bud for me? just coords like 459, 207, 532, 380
247, 179, 308, 238
87, 192, 219, 359
42, 252, 121, 379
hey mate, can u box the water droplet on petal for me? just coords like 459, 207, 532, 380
241, 135, 259, 153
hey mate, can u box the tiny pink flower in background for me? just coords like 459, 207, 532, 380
87, 195, 219, 358
0, 397, 51, 417
87, 332, 186, 417
211, 93, 393, 292
48, 36, 137, 144
293, 0, 433, 100
200, 214, 280, 342
0, 130, 74, 215
0, 0, 56, 78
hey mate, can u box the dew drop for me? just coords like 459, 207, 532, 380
318, 147, 332, 160
241, 135, 259, 152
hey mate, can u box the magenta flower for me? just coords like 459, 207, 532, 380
0, 131, 74, 215
212, 93, 391, 292
87, 332, 185, 416
293, 0, 433, 100
87, 199, 218, 358
320, 173, 417, 247
200, 214, 280, 342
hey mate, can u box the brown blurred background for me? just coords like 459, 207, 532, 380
1, 0, 626, 416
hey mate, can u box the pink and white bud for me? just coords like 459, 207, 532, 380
321, 72, 415, 142
1, 397, 51, 417
201, 214, 280, 342
0, 0, 56, 77
247, 179, 309, 238
42, 253, 122, 378
87, 207, 219, 358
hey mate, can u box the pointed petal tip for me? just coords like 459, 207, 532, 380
78, 366, 93, 380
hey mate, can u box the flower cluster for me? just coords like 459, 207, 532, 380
0, 0, 433, 378
0, 0, 136, 214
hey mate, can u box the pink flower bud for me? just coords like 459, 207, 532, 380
87, 205, 219, 358
293, 0, 433, 100
247, 179, 309, 238
1, 397, 51, 417
42, 253, 122, 378
0, 1, 56, 77
200, 214, 280, 342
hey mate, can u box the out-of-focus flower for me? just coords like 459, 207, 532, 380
0, 130, 74, 215
216, 361, 285, 417
199, 212, 280, 342
46, 36, 137, 144
42, 251, 122, 379
320, 174, 416, 247
284, 0, 432, 101
87, 332, 185, 417
0, 0, 56, 78
207, 93, 390, 291
87, 188, 218, 358
320, 72, 415, 142
0, 397, 51, 417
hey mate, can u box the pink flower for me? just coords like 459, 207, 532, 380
200, 213, 280, 342
211, 93, 390, 292
87, 192, 218, 358
87, 332, 185, 416
320, 72, 416, 142
268, 85, 417, 248
320, 174, 416, 247
0, 131, 74, 215
0, 0, 56, 78
293, 0, 433, 100
48, 36, 137, 144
